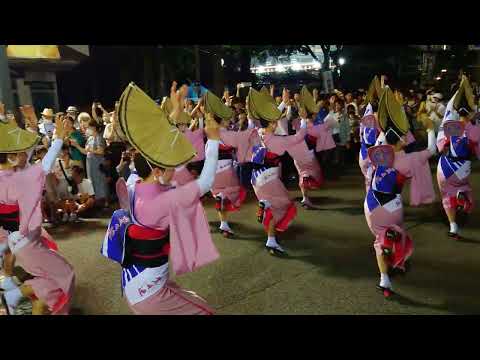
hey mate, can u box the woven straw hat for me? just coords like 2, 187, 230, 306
117, 82, 196, 168
0, 119, 40, 153
299, 85, 320, 114
377, 86, 410, 134
247, 88, 282, 122
204, 91, 234, 120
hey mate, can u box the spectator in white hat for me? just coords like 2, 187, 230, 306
38, 108, 56, 141
66, 106, 79, 128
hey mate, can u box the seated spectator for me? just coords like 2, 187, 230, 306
61, 166, 96, 222
39, 145, 72, 223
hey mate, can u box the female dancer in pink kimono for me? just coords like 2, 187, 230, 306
103, 83, 220, 315
364, 118, 437, 297
436, 94, 480, 239
0, 114, 75, 315
206, 96, 249, 238
252, 115, 309, 256
291, 106, 335, 208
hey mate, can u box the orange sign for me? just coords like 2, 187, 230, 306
6, 45, 60, 59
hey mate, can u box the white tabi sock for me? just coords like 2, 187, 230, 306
301, 197, 312, 205
450, 222, 458, 234
266, 236, 284, 252
380, 273, 392, 289
0, 277, 18, 291
219, 221, 232, 232
4, 287, 22, 310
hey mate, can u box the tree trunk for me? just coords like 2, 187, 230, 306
321, 45, 330, 70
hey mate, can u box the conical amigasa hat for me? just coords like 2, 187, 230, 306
247, 88, 282, 122
160, 96, 173, 115
176, 111, 192, 125
365, 76, 383, 104
118, 83, 196, 168
204, 91, 234, 120
377, 86, 410, 134
300, 85, 320, 113
260, 86, 270, 96
0, 119, 40, 153
258, 86, 277, 107
159, 97, 191, 125
453, 75, 476, 112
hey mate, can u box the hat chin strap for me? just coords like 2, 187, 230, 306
146, 159, 167, 184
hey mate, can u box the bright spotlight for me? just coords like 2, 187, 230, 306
339, 57, 346, 66
292, 63, 302, 71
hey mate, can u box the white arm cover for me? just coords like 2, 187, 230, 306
196, 140, 219, 196
278, 101, 286, 113
198, 117, 204, 129
247, 116, 256, 129
286, 106, 292, 120
364, 103, 373, 117
42, 138, 63, 173
300, 118, 307, 129
375, 132, 386, 146
426, 129, 437, 156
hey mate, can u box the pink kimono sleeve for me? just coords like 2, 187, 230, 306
267, 128, 307, 154
220, 129, 240, 148
467, 123, 480, 159
292, 118, 300, 132
185, 129, 205, 161
221, 128, 260, 163
404, 150, 436, 206
166, 181, 219, 276
14, 164, 46, 239
308, 123, 336, 152
406, 131, 416, 145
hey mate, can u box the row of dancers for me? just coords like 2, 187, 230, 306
0, 74, 478, 314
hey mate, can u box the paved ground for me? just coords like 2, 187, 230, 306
3, 162, 480, 315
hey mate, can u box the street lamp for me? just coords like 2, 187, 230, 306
441, 69, 447, 73
436, 76, 442, 81
339, 57, 346, 66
